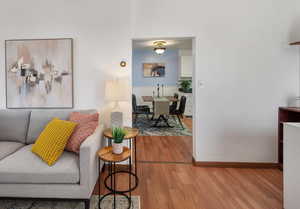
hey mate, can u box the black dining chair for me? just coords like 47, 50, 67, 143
170, 96, 186, 129
132, 94, 151, 124
169, 93, 179, 114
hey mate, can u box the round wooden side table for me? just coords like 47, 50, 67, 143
97, 146, 132, 209
103, 127, 139, 192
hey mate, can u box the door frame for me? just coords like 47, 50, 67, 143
131, 36, 198, 161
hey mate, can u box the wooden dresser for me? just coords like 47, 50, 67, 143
278, 107, 300, 170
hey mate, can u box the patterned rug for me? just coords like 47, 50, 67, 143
0, 195, 140, 209
133, 115, 192, 136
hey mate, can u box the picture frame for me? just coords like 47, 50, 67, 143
5, 38, 74, 109
143, 63, 165, 78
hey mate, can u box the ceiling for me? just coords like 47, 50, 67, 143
132, 38, 193, 50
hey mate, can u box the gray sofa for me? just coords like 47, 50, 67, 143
0, 109, 104, 209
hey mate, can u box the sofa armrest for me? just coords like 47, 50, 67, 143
79, 124, 104, 196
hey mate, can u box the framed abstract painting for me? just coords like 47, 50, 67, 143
5, 38, 73, 109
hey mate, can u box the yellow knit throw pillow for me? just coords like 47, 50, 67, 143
32, 118, 77, 166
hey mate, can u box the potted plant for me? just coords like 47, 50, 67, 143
179, 80, 192, 93
112, 127, 126, 154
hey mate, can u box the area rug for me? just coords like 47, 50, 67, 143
133, 115, 192, 136
0, 195, 140, 209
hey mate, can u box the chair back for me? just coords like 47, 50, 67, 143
169, 93, 179, 113
132, 94, 137, 112
178, 96, 187, 114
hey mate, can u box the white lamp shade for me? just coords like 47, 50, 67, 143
105, 79, 130, 102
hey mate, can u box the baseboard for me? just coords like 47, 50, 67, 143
192, 157, 280, 169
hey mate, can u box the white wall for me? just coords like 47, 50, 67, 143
132, 0, 300, 162
1, 0, 300, 163
0, 0, 133, 126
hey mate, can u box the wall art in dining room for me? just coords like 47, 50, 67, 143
143, 63, 165, 77
5, 38, 73, 108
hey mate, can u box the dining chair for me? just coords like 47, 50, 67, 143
170, 96, 187, 129
153, 98, 172, 127
169, 93, 179, 113
132, 94, 151, 124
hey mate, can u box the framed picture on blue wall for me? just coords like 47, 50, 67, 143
143, 63, 165, 77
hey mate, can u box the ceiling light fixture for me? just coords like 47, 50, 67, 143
153, 41, 166, 55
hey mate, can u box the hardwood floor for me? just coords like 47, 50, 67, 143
136, 135, 192, 163
182, 116, 193, 131
137, 117, 193, 163
94, 118, 283, 209
94, 164, 283, 209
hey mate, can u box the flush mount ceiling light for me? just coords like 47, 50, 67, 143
153, 41, 167, 55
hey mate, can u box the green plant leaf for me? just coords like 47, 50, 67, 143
112, 127, 126, 144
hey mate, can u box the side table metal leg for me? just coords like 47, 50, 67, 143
113, 162, 116, 209
110, 162, 113, 194
129, 155, 132, 208
98, 158, 100, 209
129, 138, 132, 171
134, 137, 137, 176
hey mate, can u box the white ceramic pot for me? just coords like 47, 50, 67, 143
112, 142, 123, 154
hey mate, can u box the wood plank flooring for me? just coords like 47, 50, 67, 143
182, 117, 193, 131
94, 118, 283, 209
137, 117, 193, 163
137, 135, 192, 163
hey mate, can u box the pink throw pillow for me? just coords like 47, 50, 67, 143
65, 112, 99, 153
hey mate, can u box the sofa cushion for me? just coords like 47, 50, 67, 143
0, 141, 24, 160
32, 118, 77, 166
66, 112, 99, 153
26, 110, 72, 144
0, 145, 79, 184
26, 109, 96, 144
0, 110, 30, 143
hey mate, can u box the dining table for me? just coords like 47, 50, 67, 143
142, 96, 178, 127
142, 96, 178, 103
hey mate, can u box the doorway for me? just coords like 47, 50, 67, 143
131, 37, 195, 163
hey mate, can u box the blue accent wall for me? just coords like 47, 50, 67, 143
132, 49, 179, 87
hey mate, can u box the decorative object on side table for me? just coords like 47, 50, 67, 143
111, 127, 126, 154
105, 78, 130, 127
5, 38, 73, 109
